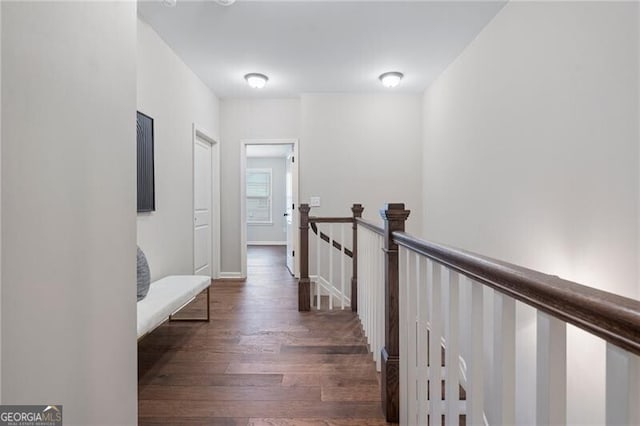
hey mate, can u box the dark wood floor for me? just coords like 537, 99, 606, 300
138, 245, 387, 425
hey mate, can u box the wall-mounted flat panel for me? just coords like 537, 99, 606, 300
137, 111, 155, 212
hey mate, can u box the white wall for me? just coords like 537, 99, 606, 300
0, 0, 3, 403
300, 94, 423, 234
247, 157, 287, 244
220, 99, 300, 274
220, 95, 423, 274
422, 2, 639, 424
137, 18, 220, 281
1, 2, 137, 424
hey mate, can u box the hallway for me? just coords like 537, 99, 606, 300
138, 246, 387, 425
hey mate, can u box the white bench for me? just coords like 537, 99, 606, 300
137, 275, 211, 340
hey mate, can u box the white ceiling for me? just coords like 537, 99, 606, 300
246, 144, 293, 158
137, 0, 506, 98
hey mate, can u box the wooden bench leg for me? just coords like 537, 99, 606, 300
169, 286, 211, 322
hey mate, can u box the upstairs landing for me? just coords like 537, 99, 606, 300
138, 245, 387, 425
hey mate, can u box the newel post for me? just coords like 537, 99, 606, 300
351, 203, 364, 312
380, 203, 410, 422
298, 203, 311, 311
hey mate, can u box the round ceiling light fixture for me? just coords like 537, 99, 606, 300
379, 71, 404, 88
244, 73, 269, 89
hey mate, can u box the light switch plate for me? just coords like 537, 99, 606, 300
309, 196, 321, 207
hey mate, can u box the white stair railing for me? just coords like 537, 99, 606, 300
356, 220, 385, 371
311, 221, 352, 310
395, 230, 640, 426
300, 202, 640, 425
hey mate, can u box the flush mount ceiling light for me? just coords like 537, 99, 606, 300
244, 73, 269, 89
379, 71, 404, 88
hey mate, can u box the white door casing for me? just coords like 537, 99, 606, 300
194, 138, 211, 276
193, 125, 220, 278
240, 139, 299, 279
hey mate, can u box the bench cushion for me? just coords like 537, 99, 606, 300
137, 275, 210, 338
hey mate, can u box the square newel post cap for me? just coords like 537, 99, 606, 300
379, 203, 410, 223
299, 203, 311, 214
351, 203, 364, 217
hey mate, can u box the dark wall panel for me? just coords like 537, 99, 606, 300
137, 112, 155, 212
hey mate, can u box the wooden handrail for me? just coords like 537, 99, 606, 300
393, 231, 640, 356
356, 217, 384, 236
309, 217, 381, 257
309, 217, 353, 224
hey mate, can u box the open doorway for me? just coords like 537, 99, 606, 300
240, 139, 299, 278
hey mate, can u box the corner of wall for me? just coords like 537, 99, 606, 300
637, 1, 640, 300
0, 0, 3, 404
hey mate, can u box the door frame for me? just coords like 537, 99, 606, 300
193, 123, 220, 279
240, 139, 299, 278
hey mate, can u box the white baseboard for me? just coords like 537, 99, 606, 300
247, 241, 287, 246
218, 272, 245, 281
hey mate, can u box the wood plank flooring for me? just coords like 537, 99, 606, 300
138, 246, 388, 425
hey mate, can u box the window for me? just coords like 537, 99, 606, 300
246, 168, 272, 223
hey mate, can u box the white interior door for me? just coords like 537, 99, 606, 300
285, 153, 294, 274
194, 137, 212, 277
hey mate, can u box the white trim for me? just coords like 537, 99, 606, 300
311, 274, 351, 306
241, 139, 299, 279
219, 272, 245, 280
192, 123, 221, 279
247, 241, 287, 246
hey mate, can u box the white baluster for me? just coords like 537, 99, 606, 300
373, 232, 377, 356
467, 279, 484, 425
536, 312, 566, 425
370, 232, 375, 361
375, 233, 380, 360
429, 261, 442, 425
328, 224, 333, 310
400, 247, 409, 426
362, 230, 367, 338
606, 343, 640, 424
368, 232, 373, 352
418, 257, 429, 425
493, 292, 515, 425
363, 231, 376, 344
316, 223, 321, 309
407, 251, 419, 426
365, 232, 369, 330
378, 234, 384, 369
357, 228, 362, 324
445, 271, 461, 426
341, 224, 345, 309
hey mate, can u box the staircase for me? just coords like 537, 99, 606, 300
297, 202, 640, 425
